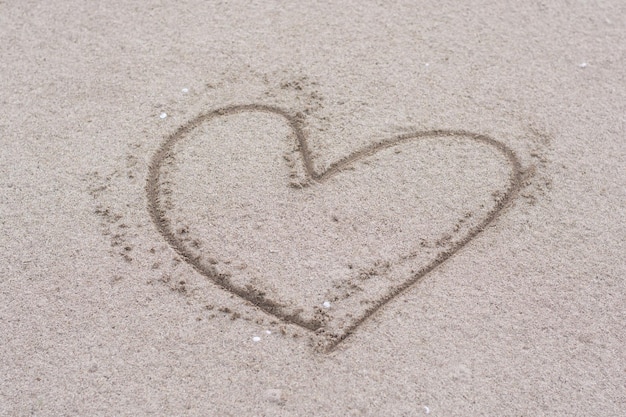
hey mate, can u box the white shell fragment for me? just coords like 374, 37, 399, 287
252, 336, 261, 342
159, 112, 167, 119
322, 301, 331, 309
579, 62, 588, 68
181, 87, 189, 93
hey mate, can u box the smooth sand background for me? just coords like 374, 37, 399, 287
1, 1, 625, 415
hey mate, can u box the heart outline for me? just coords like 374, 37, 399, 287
146, 104, 523, 351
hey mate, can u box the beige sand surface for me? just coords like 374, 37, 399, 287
1, 1, 624, 415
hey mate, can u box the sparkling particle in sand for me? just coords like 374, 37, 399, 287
424, 405, 430, 414
322, 301, 331, 309
159, 112, 167, 119
265, 330, 272, 335
252, 336, 261, 342
181, 88, 189, 93
579, 62, 588, 68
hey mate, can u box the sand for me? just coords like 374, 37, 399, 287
1, 1, 624, 415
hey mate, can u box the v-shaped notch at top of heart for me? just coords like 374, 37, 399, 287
146, 104, 523, 351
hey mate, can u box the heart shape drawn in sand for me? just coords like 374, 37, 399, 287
147, 104, 522, 351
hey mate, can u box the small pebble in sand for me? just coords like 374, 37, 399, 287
322, 301, 331, 309
252, 336, 261, 342
181, 87, 189, 93
265, 330, 272, 335
159, 112, 167, 119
